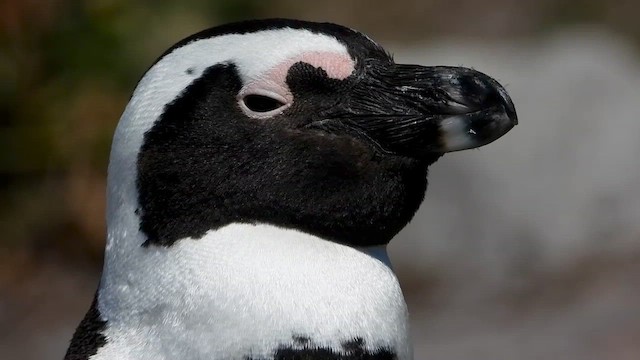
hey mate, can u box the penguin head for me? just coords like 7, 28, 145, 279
110, 19, 516, 249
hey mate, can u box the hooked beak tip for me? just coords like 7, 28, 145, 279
437, 69, 518, 153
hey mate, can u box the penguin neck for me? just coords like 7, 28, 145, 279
97, 218, 412, 359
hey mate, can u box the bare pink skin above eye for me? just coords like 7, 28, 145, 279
239, 51, 356, 107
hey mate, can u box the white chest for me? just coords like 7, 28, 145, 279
94, 223, 411, 360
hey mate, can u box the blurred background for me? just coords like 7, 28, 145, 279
2, 1, 640, 359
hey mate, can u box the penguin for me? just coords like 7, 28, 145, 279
64, 19, 516, 360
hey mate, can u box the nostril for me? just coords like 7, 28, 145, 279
447, 73, 497, 110
439, 76, 486, 111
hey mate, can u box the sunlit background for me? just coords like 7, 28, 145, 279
2, 1, 640, 359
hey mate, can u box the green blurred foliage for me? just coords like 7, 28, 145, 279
0, 0, 266, 263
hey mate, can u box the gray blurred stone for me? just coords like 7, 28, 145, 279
389, 27, 640, 360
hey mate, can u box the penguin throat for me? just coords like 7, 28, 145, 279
96, 223, 411, 359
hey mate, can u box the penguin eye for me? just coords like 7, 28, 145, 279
242, 94, 287, 113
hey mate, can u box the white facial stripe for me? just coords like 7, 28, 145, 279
162, 28, 352, 83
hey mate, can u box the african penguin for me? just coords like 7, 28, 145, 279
65, 19, 517, 360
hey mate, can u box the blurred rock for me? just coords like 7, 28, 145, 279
389, 27, 640, 359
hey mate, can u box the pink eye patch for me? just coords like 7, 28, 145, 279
239, 51, 355, 117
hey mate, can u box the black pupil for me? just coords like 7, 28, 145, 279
243, 94, 285, 112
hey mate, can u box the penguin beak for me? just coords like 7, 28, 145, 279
315, 64, 517, 158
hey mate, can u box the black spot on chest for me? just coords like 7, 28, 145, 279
249, 337, 396, 360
